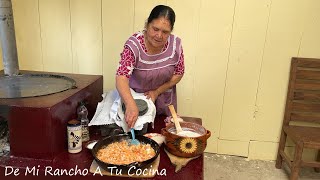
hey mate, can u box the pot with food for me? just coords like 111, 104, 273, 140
161, 122, 211, 158
91, 134, 160, 173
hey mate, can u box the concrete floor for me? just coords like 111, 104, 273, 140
204, 153, 320, 180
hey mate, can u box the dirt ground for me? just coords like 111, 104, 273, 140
204, 153, 320, 180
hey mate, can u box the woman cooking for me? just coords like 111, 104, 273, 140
116, 5, 185, 129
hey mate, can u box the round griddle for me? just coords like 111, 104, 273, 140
0, 74, 77, 98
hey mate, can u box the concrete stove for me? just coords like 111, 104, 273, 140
0, 71, 103, 167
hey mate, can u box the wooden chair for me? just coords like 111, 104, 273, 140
276, 57, 320, 180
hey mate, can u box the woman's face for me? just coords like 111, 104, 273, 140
145, 17, 172, 50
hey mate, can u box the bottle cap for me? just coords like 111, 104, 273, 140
68, 119, 80, 126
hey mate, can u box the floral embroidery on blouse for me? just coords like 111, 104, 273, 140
116, 33, 185, 78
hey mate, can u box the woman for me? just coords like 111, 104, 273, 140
116, 5, 185, 129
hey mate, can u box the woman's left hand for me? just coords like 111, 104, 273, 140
144, 90, 159, 103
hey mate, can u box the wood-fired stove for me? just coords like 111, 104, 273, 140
0, 70, 103, 168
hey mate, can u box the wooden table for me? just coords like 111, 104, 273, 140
0, 116, 204, 180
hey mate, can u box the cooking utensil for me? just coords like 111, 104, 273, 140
161, 121, 211, 158
130, 128, 140, 145
0, 73, 77, 98
168, 105, 183, 134
92, 134, 160, 173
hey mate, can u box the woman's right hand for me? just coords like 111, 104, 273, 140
124, 101, 139, 128
116, 76, 139, 129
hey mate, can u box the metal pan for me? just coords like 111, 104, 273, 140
91, 134, 160, 173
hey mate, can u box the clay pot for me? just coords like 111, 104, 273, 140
161, 122, 211, 158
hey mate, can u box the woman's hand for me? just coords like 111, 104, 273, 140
144, 90, 159, 103
144, 75, 183, 103
116, 76, 139, 129
124, 102, 139, 128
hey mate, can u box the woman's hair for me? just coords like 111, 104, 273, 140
147, 5, 175, 30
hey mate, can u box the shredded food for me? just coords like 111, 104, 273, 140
96, 140, 156, 165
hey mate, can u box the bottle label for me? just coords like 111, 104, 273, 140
81, 126, 90, 142
67, 125, 82, 153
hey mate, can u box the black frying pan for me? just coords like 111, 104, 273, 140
92, 134, 160, 173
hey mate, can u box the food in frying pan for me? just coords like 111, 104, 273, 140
96, 140, 156, 165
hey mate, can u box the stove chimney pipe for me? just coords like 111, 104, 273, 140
0, 0, 19, 76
